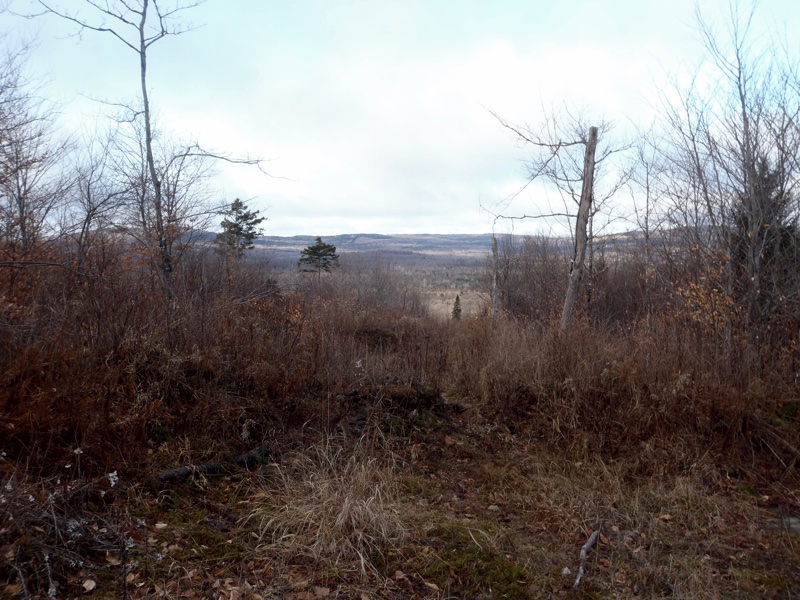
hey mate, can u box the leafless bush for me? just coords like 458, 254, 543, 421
0, 470, 131, 598
324, 251, 426, 316
490, 234, 567, 323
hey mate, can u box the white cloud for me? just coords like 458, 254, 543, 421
5, 0, 799, 235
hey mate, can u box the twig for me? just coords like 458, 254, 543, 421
10, 559, 30, 599
750, 413, 800, 472
573, 529, 600, 589
233, 283, 297, 305
43, 552, 56, 597
466, 527, 485, 551
0, 261, 89, 276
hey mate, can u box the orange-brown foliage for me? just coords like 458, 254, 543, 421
0, 241, 797, 483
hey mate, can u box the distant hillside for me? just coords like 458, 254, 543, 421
153, 229, 654, 256
252, 233, 502, 267
255, 233, 496, 254
207, 231, 649, 268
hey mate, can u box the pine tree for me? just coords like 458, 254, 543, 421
298, 236, 339, 276
729, 159, 799, 325
452, 294, 462, 320
214, 199, 265, 257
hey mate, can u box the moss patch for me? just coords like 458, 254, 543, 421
414, 523, 532, 599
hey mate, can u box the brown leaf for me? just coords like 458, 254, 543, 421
314, 587, 330, 597
659, 514, 674, 522
83, 579, 97, 592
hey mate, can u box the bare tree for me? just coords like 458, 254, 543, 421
64, 131, 127, 272
490, 108, 630, 331
488, 233, 567, 323
34, 0, 264, 311
0, 46, 70, 291
108, 119, 217, 292
658, 1, 800, 340
560, 125, 598, 331
490, 231, 500, 326
33, 0, 206, 306
625, 126, 674, 327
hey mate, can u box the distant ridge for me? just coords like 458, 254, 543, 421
247, 233, 508, 268
255, 233, 498, 254
205, 232, 644, 264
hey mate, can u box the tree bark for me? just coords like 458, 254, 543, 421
491, 234, 499, 327
138, 0, 175, 307
560, 126, 598, 332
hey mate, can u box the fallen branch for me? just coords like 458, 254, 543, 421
749, 413, 800, 472
0, 261, 88, 276
157, 446, 270, 483
573, 529, 600, 589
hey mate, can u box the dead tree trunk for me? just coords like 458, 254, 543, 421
560, 126, 598, 332
491, 234, 500, 327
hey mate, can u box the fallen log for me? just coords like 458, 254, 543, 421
157, 445, 271, 483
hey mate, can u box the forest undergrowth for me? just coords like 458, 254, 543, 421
1, 253, 799, 599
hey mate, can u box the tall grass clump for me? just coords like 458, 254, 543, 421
249, 434, 408, 577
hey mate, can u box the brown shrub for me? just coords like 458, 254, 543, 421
1, 243, 798, 482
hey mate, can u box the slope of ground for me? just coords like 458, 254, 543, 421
4, 386, 798, 599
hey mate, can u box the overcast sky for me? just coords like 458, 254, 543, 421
3, 0, 799, 236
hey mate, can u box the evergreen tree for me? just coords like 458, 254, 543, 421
298, 236, 339, 276
729, 159, 799, 324
452, 294, 462, 320
214, 199, 265, 257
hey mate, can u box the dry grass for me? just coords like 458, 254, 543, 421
391, 417, 800, 599
424, 289, 484, 319
510, 457, 740, 598
2, 247, 799, 596
249, 434, 408, 578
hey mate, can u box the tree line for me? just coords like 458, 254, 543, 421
0, 0, 797, 362
488, 2, 799, 380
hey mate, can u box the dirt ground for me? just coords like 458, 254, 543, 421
7, 389, 797, 599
